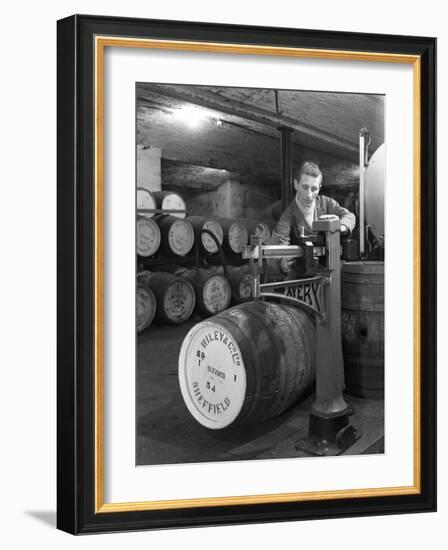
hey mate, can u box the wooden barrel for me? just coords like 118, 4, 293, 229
146, 272, 196, 324
136, 216, 161, 257
137, 187, 157, 218
186, 216, 224, 254
137, 270, 153, 287
218, 218, 249, 254
341, 261, 384, 398
136, 284, 157, 333
155, 215, 195, 257
153, 191, 186, 219
239, 219, 272, 244
176, 267, 231, 317
178, 301, 315, 429
214, 265, 253, 303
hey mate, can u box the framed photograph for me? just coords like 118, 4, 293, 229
57, 14, 436, 534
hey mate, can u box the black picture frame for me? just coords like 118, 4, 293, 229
57, 14, 436, 534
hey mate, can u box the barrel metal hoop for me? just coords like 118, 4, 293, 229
258, 292, 325, 320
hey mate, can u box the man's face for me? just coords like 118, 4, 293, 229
294, 174, 322, 208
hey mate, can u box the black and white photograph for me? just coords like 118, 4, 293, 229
135, 83, 385, 466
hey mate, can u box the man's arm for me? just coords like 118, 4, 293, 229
322, 196, 356, 232
269, 214, 294, 273
271, 215, 292, 245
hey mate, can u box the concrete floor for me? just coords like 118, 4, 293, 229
136, 318, 384, 466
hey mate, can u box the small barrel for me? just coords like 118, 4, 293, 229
136, 284, 157, 333
341, 261, 384, 398
186, 216, 224, 254
178, 301, 315, 429
137, 187, 157, 218
239, 219, 273, 244
155, 215, 195, 257
218, 218, 249, 255
153, 191, 187, 219
136, 216, 161, 257
176, 267, 231, 317
146, 272, 196, 324
214, 265, 253, 303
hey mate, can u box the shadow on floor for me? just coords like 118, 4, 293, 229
25, 510, 56, 528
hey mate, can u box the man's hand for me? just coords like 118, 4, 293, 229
318, 214, 348, 235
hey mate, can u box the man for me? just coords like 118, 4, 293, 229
272, 161, 356, 274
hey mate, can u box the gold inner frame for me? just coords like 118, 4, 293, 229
94, 36, 421, 513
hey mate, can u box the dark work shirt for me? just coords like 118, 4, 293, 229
272, 195, 356, 245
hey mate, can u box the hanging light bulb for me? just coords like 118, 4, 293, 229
172, 105, 205, 128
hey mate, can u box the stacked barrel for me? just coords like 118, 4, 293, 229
137, 271, 196, 327
136, 188, 279, 333
137, 190, 276, 261
213, 265, 253, 303
137, 190, 193, 259
137, 266, 237, 333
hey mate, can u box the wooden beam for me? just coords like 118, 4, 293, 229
162, 160, 240, 191
137, 83, 359, 158
161, 159, 280, 191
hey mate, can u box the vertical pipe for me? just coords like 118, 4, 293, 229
359, 129, 367, 256
278, 127, 294, 211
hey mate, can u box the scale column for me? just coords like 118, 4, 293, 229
297, 218, 359, 456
